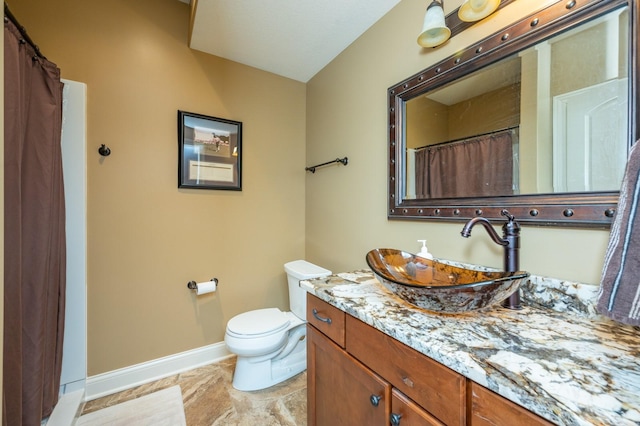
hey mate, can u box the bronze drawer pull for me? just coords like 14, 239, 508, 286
312, 308, 332, 324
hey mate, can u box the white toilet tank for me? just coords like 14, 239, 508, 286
284, 260, 331, 320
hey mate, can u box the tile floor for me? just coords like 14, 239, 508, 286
81, 357, 307, 426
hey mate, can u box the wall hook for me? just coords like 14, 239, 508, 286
98, 144, 111, 156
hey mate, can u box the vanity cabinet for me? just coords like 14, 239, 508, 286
307, 293, 554, 426
347, 314, 464, 425
468, 382, 554, 426
307, 295, 445, 426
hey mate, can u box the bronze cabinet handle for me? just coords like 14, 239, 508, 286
370, 394, 381, 407
312, 308, 332, 324
390, 413, 402, 425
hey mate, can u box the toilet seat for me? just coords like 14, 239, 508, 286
226, 308, 290, 338
225, 308, 305, 358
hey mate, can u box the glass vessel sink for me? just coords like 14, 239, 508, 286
365, 248, 529, 313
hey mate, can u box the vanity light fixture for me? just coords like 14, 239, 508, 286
458, 0, 500, 22
417, 0, 451, 48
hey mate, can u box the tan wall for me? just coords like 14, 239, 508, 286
1, 16, 4, 418
406, 84, 519, 148
551, 19, 624, 96
9, 0, 619, 379
12, 0, 306, 375
306, 0, 610, 285
447, 84, 520, 140
406, 97, 448, 148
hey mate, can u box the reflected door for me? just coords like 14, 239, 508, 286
553, 78, 628, 192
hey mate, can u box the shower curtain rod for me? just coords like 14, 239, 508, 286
4, 3, 47, 60
414, 126, 519, 151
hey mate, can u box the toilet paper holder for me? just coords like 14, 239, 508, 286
187, 278, 218, 290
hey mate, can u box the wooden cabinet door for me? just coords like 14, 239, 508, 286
347, 315, 466, 426
307, 325, 390, 426
469, 382, 554, 426
390, 389, 445, 426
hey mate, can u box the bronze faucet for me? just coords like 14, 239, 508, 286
460, 210, 522, 310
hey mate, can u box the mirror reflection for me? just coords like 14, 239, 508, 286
403, 7, 629, 201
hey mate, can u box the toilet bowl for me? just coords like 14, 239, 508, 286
224, 260, 331, 391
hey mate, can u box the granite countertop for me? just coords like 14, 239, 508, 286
301, 265, 640, 426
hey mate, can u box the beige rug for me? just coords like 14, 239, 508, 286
77, 386, 186, 426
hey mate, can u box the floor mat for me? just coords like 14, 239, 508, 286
77, 385, 186, 426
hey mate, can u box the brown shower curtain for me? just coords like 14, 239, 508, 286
4, 11, 66, 426
415, 129, 516, 199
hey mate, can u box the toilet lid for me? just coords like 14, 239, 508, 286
227, 308, 290, 336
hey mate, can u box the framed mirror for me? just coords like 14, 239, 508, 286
388, 0, 639, 227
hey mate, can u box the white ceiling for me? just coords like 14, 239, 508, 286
187, 0, 402, 83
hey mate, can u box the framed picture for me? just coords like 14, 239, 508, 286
178, 110, 242, 190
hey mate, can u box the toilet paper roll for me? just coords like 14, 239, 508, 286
195, 280, 217, 295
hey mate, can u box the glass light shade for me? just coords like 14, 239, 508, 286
417, 1, 451, 48
458, 0, 500, 22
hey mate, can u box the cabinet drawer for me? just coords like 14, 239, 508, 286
307, 293, 346, 347
391, 389, 444, 426
347, 315, 466, 426
469, 382, 554, 426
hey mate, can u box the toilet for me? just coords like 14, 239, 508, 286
224, 260, 331, 391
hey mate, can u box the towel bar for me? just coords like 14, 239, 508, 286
305, 157, 348, 173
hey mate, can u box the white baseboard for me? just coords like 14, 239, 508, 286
86, 342, 232, 401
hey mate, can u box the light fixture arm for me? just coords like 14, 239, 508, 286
418, 0, 502, 49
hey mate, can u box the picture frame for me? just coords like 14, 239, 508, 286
178, 110, 242, 190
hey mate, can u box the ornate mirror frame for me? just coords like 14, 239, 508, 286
388, 0, 639, 227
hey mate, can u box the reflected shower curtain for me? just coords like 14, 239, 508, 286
4, 14, 66, 426
415, 129, 515, 199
